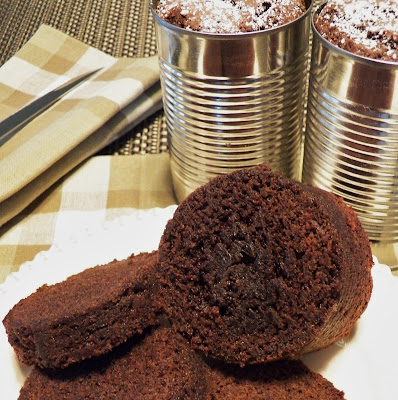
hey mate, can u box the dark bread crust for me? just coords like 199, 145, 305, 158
301, 185, 373, 352
208, 359, 346, 399
18, 327, 209, 400
158, 163, 373, 365
3, 251, 162, 369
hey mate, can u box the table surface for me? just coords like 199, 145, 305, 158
0, 0, 168, 156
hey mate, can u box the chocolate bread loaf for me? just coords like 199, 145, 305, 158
3, 251, 162, 369
314, 0, 398, 62
157, 163, 373, 366
156, 0, 307, 33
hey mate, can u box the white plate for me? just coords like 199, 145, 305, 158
0, 206, 397, 400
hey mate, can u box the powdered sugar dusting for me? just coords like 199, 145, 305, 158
156, 0, 307, 33
316, 0, 398, 61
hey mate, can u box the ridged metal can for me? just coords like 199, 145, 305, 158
151, 0, 313, 201
303, 4, 398, 243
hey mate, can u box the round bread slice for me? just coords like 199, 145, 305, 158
3, 251, 162, 369
209, 359, 345, 399
18, 327, 209, 399
157, 163, 373, 365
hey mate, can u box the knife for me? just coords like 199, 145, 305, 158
0, 68, 101, 147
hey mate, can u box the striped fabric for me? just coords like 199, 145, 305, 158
0, 24, 162, 228
0, 153, 176, 283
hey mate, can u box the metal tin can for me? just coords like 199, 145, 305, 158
151, 0, 313, 201
303, 4, 398, 243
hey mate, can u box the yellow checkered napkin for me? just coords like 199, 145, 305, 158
0, 153, 176, 283
0, 24, 162, 227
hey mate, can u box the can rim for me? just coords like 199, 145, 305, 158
150, 0, 314, 39
312, 2, 398, 69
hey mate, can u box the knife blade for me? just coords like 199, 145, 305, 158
0, 68, 101, 147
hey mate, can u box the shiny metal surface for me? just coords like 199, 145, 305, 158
0, 69, 101, 147
151, 0, 312, 201
303, 5, 398, 243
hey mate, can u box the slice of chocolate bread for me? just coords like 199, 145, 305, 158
208, 359, 345, 399
18, 327, 210, 400
3, 251, 162, 369
157, 163, 373, 366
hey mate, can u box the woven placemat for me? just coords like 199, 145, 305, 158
0, 0, 168, 155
